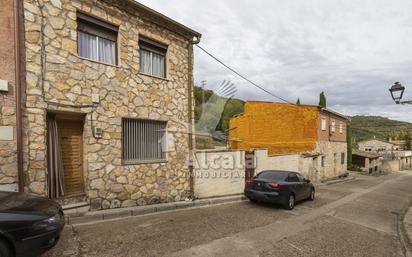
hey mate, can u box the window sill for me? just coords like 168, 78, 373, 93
122, 159, 168, 165
138, 72, 170, 81
76, 55, 120, 68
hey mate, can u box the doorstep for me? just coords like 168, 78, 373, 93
65, 194, 247, 225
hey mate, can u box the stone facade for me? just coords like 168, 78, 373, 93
0, 0, 18, 192
316, 141, 347, 179
22, 0, 199, 209
358, 139, 394, 152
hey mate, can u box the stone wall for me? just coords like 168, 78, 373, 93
0, 0, 18, 191
316, 141, 347, 180
358, 139, 394, 152
23, 0, 194, 209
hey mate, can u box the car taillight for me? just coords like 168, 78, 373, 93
267, 182, 282, 189
245, 179, 253, 186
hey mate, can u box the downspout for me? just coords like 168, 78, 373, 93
14, 0, 24, 192
187, 36, 200, 198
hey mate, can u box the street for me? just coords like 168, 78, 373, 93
44, 171, 412, 257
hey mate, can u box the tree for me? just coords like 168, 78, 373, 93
319, 91, 327, 108
296, 98, 301, 105
405, 134, 411, 150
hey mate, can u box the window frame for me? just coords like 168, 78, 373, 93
77, 12, 119, 65
321, 117, 327, 131
339, 123, 343, 133
121, 118, 168, 165
139, 36, 168, 79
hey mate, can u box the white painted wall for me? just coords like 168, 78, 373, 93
194, 150, 245, 198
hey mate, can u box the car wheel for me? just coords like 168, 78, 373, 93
0, 239, 12, 257
284, 194, 295, 210
308, 188, 315, 201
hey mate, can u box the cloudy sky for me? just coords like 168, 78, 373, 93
140, 0, 412, 122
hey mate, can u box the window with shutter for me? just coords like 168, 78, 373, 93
122, 118, 167, 164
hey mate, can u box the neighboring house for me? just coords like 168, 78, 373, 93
389, 139, 405, 151
358, 139, 394, 152
229, 102, 350, 180
352, 150, 382, 174
0, 0, 201, 209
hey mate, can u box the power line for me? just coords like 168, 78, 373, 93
195, 44, 291, 104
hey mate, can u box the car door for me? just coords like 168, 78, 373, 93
287, 173, 304, 200
296, 173, 311, 199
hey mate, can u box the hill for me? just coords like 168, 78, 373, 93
350, 115, 412, 142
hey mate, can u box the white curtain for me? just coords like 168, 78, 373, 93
152, 52, 165, 77
78, 31, 116, 65
98, 37, 116, 65
78, 31, 97, 60
140, 49, 152, 74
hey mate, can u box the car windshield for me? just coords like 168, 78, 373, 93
256, 171, 289, 181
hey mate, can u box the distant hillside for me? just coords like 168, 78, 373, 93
350, 116, 412, 142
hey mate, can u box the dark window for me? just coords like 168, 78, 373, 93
139, 37, 167, 78
122, 118, 167, 164
321, 156, 325, 167
256, 171, 288, 181
296, 173, 305, 182
77, 12, 118, 65
341, 152, 345, 165
287, 173, 300, 182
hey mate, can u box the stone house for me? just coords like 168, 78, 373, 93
0, 0, 201, 209
352, 150, 382, 174
229, 102, 350, 180
357, 139, 395, 152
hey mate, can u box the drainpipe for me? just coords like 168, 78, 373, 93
187, 36, 200, 198
14, 0, 24, 192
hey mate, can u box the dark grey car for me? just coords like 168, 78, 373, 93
244, 170, 315, 210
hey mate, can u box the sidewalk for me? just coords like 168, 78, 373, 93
65, 194, 247, 225
404, 207, 412, 257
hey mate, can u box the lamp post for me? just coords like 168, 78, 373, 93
389, 82, 412, 104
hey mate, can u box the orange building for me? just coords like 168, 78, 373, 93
229, 101, 350, 178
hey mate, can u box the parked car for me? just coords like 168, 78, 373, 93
244, 170, 315, 210
0, 191, 65, 257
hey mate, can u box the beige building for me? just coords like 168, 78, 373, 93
0, 0, 201, 209
358, 139, 394, 152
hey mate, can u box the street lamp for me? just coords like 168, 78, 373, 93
389, 82, 412, 104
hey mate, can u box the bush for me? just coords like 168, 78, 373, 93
348, 164, 362, 172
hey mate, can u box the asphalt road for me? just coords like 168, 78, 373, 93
43, 171, 412, 257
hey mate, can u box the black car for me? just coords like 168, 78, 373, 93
244, 170, 315, 210
0, 191, 65, 257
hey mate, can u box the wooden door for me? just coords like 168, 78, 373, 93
57, 119, 85, 195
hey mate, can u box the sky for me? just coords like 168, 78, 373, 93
139, 0, 412, 122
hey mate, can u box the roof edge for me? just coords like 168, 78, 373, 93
102, 0, 201, 40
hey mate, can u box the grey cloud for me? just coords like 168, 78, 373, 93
139, 0, 412, 122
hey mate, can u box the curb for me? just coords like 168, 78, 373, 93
402, 207, 412, 257
65, 195, 247, 225
319, 175, 356, 186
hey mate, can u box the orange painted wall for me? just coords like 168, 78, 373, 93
229, 102, 319, 155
